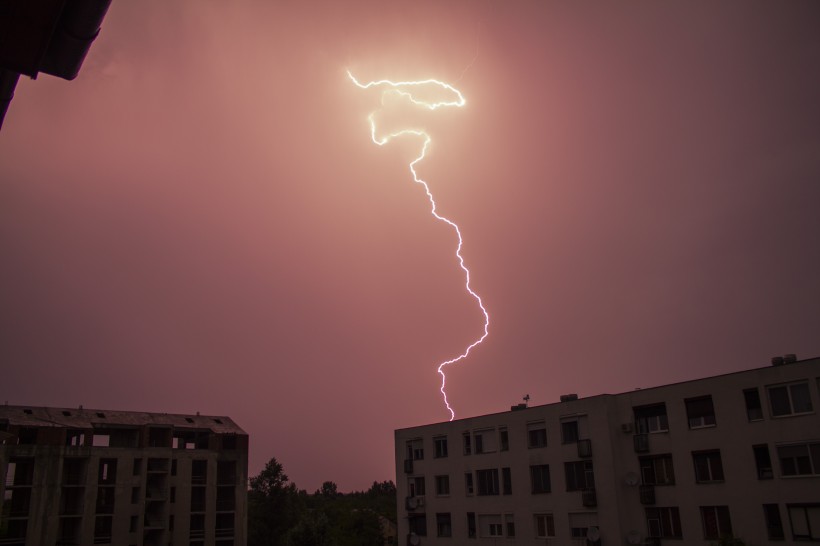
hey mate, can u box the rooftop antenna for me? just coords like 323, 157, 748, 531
523, 394, 530, 407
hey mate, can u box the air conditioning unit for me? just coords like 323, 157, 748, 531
621, 423, 633, 433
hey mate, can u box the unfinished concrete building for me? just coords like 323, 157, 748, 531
0, 406, 248, 546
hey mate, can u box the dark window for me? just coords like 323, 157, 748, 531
467, 512, 477, 538
222, 434, 237, 450
768, 382, 813, 417
436, 513, 452, 537
564, 461, 594, 491
505, 514, 515, 537
98, 459, 117, 485
685, 396, 716, 428
744, 388, 763, 421
474, 433, 484, 454
463, 432, 471, 455
530, 464, 551, 493
171, 459, 177, 476
476, 468, 499, 496
434, 436, 448, 458
132, 458, 142, 476
131, 487, 139, 504
634, 403, 669, 433
502, 467, 512, 495
129, 515, 138, 533
499, 428, 509, 451
94, 515, 113, 544
534, 514, 555, 538
646, 507, 682, 539
435, 475, 449, 496
408, 514, 427, 537
465, 472, 474, 495
700, 506, 732, 539
407, 439, 424, 461
527, 422, 547, 448
763, 504, 784, 540
787, 504, 820, 541
693, 450, 724, 483
6, 458, 35, 486
561, 421, 579, 444
778, 443, 820, 476
192, 460, 207, 484
408, 476, 425, 497
754, 444, 773, 479
18, 427, 37, 445
639, 454, 675, 485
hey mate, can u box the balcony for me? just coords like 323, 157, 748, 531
633, 433, 649, 453
403, 459, 413, 474
581, 488, 597, 507
639, 484, 656, 504
405, 496, 425, 511
577, 439, 592, 458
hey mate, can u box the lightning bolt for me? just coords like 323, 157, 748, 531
348, 70, 489, 421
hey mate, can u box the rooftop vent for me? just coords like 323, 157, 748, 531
772, 354, 797, 366
560, 394, 579, 402
771, 356, 784, 366
510, 403, 527, 411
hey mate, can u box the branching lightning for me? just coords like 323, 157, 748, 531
348, 70, 489, 421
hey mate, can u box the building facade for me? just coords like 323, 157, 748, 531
0, 406, 248, 546
395, 356, 820, 545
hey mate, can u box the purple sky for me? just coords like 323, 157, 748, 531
2, 1, 819, 491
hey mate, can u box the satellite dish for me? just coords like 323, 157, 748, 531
627, 530, 641, 544
624, 472, 639, 486
586, 526, 600, 542
409, 533, 421, 546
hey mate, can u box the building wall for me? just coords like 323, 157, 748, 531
395, 357, 820, 545
0, 408, 248, 546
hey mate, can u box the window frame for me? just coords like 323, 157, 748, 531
685, 395, 716, 429
768, 381, 814, 418
692, 450, 725, 483
700, 505, 733, 540
534, 513, 556, 539
530, 464, 551, 494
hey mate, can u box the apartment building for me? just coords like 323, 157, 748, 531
395, 356, 820, 545
0, 406, 248, 546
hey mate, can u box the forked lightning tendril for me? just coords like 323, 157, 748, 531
348, 70, 489, 421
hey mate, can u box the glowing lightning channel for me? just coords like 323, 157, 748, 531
348, 70, 489, 421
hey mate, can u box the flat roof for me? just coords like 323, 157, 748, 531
0, 405, 246, 435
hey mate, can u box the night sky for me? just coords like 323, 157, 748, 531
2, 1, 819, 491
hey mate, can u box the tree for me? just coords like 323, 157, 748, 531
248, 457, 304, 546
250, 458, 289, 497
318, 481, 339, 498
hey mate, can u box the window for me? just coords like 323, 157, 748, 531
505, 514, 515, 537
569, 513, 597, 540
499, 428, 509, 451
778, 442, 820, 476
408, 476, 425, 497
639, 454, 675, 485
129, 515, 138, 533
744, 388, 763, 421
463, 432, 471, 455
700, 506, 732, 539
502, 467, 512, 495
132, 458, 142, 476
693, 450, 724, 483
645, 507, 682, 539
436, 513, 452, 537
763, 504, 784, 540
478, 515, 503, 538
131, 487, 140, 504
476, 468, 499, 496
530, 464, 551, 493
408, 514, 427, 537
407, 439, 424, 461
434, 436, 448, 458
465, 472, 474, 495
98, 459, 117, 485
685, 396, 716, 428
434, 475, 450, 496
754, 444, 773, 479
634, 403, 669, 433
527, 421, 547, 448
66, 430, 85, 447
787, 504, 820, 541
768, 382, 813, 417
534, 514, 555, 538
561, 420, 579, 444
94, 515, 113, 544
467, 512, 476, 539
474, 429, 496, 454
564, 461, 594, 491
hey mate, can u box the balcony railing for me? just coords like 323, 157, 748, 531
581, 488, 597, 507
577, 439, 592, 458
403, 459, 413, 474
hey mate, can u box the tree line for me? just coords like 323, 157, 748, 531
248, 457, 397, 546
